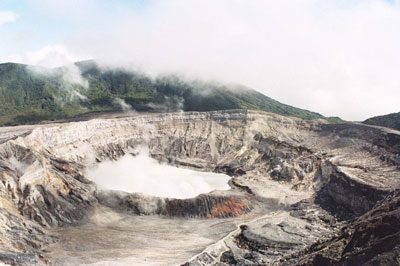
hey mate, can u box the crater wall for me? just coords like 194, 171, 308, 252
0, 110, 399, 265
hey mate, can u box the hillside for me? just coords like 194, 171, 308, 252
0, 60, 324, 126
363, 112, 400, 131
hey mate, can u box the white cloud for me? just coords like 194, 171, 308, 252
0, 10, 18, 26
28, 0, 96, 18
65, 0, 400, 120
5, 45, 84, 68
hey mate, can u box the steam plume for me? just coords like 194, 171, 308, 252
87, 150, 231, 199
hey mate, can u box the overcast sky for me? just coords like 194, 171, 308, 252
0, 0, 399, 121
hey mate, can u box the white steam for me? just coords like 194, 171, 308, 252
59, 64, 89, 102
87, 151, 231, 199
69, 90, 88, 101
7, 157, 29, 176
60, 64, 89, 89
145, 96, 185, 112
27, 62, 89, 102
113, 98, 135, 113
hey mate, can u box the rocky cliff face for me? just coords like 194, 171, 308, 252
0, 110, 399, 265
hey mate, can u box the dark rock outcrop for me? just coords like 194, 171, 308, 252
283, 190, 400, 266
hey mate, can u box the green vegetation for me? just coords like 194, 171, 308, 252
0, 60, 325, 126
363, 112, 400, 131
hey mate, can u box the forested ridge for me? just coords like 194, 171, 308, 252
0, 60, 325, 126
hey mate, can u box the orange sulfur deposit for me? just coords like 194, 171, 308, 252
208, 197, 250, 218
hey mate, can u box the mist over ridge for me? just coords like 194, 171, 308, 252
0, 60, 327, 127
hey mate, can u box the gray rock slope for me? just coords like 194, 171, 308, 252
0, 110, 398, 265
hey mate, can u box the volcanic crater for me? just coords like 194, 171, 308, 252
0, 110, 399, 265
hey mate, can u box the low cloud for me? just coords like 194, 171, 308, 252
3, 0, 400, 120
9, 45, 84, 68
61, 0, 400, 120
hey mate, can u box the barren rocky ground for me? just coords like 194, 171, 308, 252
0, 110, 399, 265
